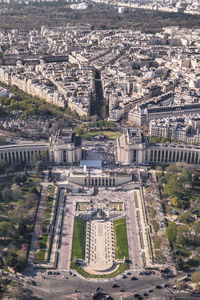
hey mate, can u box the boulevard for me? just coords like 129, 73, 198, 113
23, 270, 170, 299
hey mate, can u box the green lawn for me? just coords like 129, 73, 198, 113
39, 234, 48, 249
113, 218, 129, 259
155, 250, 167, 263
71, 217, 87, 260
48, 185, 55, 197
81, 130, 120, 140
33, 249, 45, 264
70, 262, 129, 278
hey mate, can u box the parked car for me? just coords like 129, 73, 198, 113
139, 272, 144, 275
112, 284, 120, 288
144, 271, 151, 275
134, 294, 140, 298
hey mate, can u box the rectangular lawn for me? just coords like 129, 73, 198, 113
113, 217, 129, 259
71, 217, 87, 260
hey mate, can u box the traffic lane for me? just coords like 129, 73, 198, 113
34, 274, 167, 295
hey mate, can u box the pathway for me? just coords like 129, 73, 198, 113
126, 191, 143, 270
58, 196, 75, 271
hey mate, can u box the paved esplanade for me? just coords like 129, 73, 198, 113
86, 219, 115, 272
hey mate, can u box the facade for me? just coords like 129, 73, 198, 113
0, 130, 82, 165
116, 128, 146, 164
116, 128, 200, 165
128, 103, 200, 126
68, 168, 132, 187
149, 118, 200, 145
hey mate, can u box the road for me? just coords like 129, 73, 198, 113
24, 272, 171, 300
58, 194, 75, 271
125, 191, 143, 270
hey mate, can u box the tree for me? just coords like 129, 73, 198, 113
164, 174, 182, 197
0, 136, 6, 145
193, 221, 200, 245
40, 150, 48, 161
180, 169, 192, 183
5, 252, 18, 268
0, 278, 6, 295
165, 164, 180, 179
0, 221, 10, 237
156, 166, 163, 172
1, 187, 12, 202
14, 175, 25, 185
176, 226, 190, 245
5, 251, 26, 273
34, 160, 46, 173
25, 193, 38, 209
191, 271, 200, 283
0, 159, 8, 174
175, 256, 184, 270
13, 256, 27, 272
179, 169, 193, 191
30, 186, 39, 195
165, 222, 177, 242
171, 196, 179, 207
177, 211, 194, 224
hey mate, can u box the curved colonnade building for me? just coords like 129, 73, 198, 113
1, 128, 200, 168
116, 128, 200, 166
0, 130, 82, 165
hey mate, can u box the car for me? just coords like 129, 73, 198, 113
147, 289, 153, 293
134, 294, 140, 298
122, 275, 127, 279
139, 272, 144, 275
144, 271, 151, 275
131, 276, 138, 280
126, 259, 132, 264
120, 289, 125, 292
156, 285, 162, 289
184, 277, 191, 282
163, 283, 169, 288
112, 284, 120, 288
143, 293, 148, 296
127, 272, 132, 275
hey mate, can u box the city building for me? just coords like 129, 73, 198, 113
116, 128, 200, 165
0, 129, 82, 165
